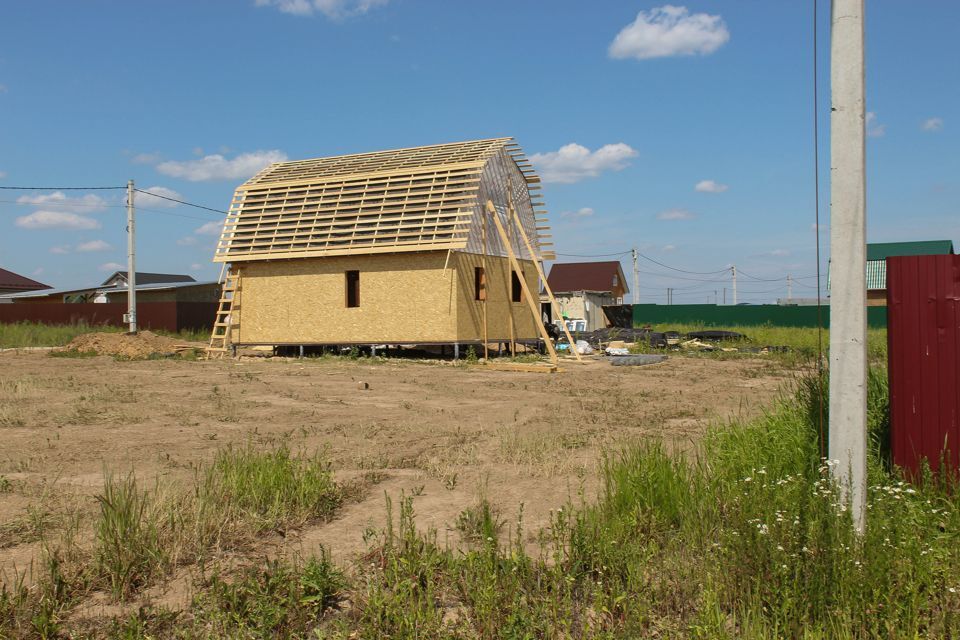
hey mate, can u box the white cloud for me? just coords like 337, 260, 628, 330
657, 208, 695, 221
16, 191, 107, 213
134, 186, 182, 208
32, 267, 44, 276
767, 249, 790, 257
609, 5, 729, 61
662, 244, 676, 252
560, 207, 595, 218
99, 262, 125, 272
255, 0, 388, 19
190, 263, 203, 271
530, 143, 637, 184
156, 150, 287, 182
922, 117, 944, 132
177, 236, 198, 246
694, 179, 728, 193
0, 170, 6, 179
15, 211, 101, 230
195, 221, 223, 236
866, 112, 886, 137
76, 240, 112, 252
49, 246, 70, 255
0, 84, 7, 94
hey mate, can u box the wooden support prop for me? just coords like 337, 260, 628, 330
506, 202, 582, 363
481, 201, 489, 360
485, 200, 558, 368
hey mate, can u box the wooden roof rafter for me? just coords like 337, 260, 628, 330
214, 138, 550, 263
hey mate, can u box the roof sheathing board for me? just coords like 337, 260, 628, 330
214, 138, 547, 263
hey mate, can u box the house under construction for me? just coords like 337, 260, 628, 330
209, 138, 557, 355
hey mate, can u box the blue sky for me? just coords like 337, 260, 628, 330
1, 1, 957, 303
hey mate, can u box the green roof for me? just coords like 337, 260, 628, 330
866, 260, 886, 290
866, 240, 954, 261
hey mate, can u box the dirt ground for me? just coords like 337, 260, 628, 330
0, 350, 791, 608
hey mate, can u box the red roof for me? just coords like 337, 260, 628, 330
0, 267, 52, 293
546, 261, 628, 297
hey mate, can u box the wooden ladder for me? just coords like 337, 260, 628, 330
206, 271, 239, 358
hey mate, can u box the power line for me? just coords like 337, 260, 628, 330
638, 252, 730, 275
133, 188, 227, 215
0, 199, 214, 221
554, 251, 631, 258
0, 185, 125, 191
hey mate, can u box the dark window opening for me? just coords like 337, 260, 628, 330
511, 270, 523, 303
474, 266, 486, 301
345, 270, 360, 308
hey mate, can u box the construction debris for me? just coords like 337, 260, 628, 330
609, 354, 667, 367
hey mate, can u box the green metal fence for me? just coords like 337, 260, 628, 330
631, 304, 887, 328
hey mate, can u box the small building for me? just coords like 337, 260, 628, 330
0, 272, 219, 304
0, 267, 51, 297
212, 138, 553, 349
865, 241, 955, 306
543, 261, 629, 332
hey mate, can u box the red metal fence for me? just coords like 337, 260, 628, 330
887, 255, 960, 476
0, 302, 217, 333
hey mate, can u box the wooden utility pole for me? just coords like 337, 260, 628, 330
829, 0, 867, 531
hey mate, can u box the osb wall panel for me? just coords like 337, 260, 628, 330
235, 253, 457, 344
453, 252, 539, 341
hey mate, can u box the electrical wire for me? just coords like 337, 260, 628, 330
813, 0, 826, 458
133, 188, 227, 215
554, 251, 631, 258
0, 185, 125, 191
638, 252, 731, 275
0, 199, 214, 222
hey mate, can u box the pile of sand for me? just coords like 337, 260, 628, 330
60, 331, 191, 359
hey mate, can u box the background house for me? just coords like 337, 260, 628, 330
865, 241, 954, 306
213, 138, 552, 349
543, 261, 629, 331
0, 271, 220, 332
0, 267, 51, 298
0, 272, 218, 304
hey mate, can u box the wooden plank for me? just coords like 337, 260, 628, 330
485, 200, 558, 367
506, 201, 581, 363
483, 363, 561, 374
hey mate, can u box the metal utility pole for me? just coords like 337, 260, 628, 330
829, 0, 867, 531
125, 179, 137, 334
787, 274, 793, 302
731, 265, 738, 305
631, 248, 640, 304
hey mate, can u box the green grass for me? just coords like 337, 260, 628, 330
0, 321, 124, 348
311, 367, 957, 638
0, 445, 348, 637
0, 321, 210, 349
199, 443, 345, 535
626, 323, 887, 366
9, 368, 960, 639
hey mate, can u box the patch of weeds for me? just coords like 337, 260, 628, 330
200, 443, 344, 534
189, 552, 344, 637
93, 472, 168, 599
0, 475, 11, 492
0, 405, 25, 428
455, 497, 504, 547
48, 349, 98, 359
